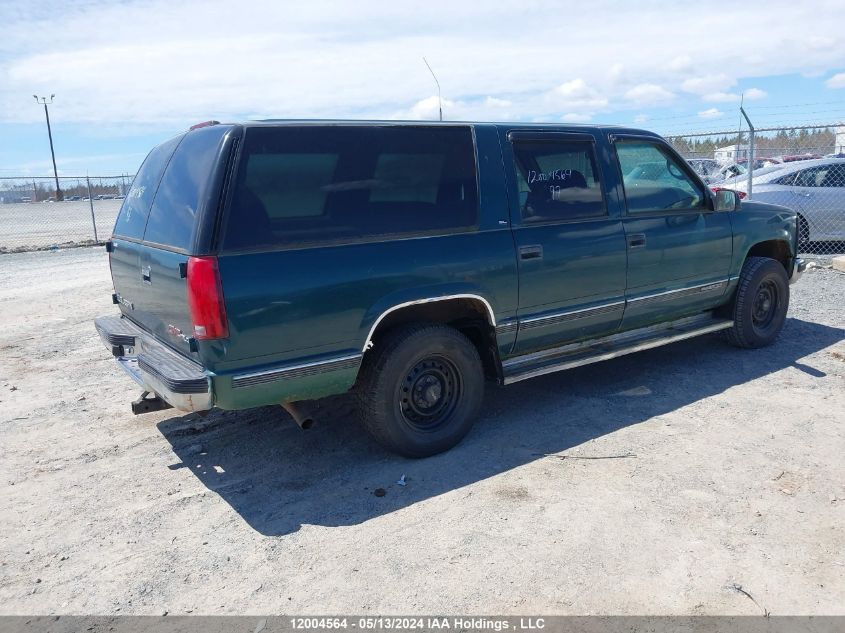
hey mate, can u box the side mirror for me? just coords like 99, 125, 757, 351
713, 188, 739, 212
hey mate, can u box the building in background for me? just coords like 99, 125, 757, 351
714, 144, 750, 164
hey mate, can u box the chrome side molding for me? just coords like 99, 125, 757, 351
362, 294, 497, 351
232, 353, 363, 389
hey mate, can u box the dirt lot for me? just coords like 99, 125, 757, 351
0, 246, 843, 615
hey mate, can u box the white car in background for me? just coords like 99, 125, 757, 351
718, 157, 845, 244
686, 158, 721, 182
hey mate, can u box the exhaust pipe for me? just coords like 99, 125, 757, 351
281, 401, 315, 430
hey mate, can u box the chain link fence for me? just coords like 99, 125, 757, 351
666, 123, 845, 258
3, 124, 843, 258
0, 175, 132, 253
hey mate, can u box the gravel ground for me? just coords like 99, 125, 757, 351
0, 247, 843, 615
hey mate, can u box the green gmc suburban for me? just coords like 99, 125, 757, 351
95, 121, 805, 457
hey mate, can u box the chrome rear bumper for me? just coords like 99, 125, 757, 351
95, 315, 213, 412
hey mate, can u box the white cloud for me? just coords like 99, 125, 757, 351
483, 96, 512, 108
682, 74, 735, 95
826, 73, 845, 88
624, 83, 674, 105
634, 114, 649, 124
392, 94, 513, 121
2, 0, 845, 128
702, 92, 741, 103
698, 108, 723, 119
702, 88, 765, 102
669, 55, 692, 72
401, 96, 455, 120
561, 112, 592, 122
549, 79, 608, 110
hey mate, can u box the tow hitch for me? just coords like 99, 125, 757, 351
131, 391, 173, 415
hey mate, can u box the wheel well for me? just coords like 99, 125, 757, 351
365, 299, 501, 380
746, 240, 791, 273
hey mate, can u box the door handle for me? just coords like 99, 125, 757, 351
519, 245, 544, 260
627, 234, 646, 248
141, 265, 151, 284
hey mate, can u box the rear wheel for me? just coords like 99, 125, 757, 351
797, 214, 810, 251
726, 256, 789, 349
355, 323, 484, 457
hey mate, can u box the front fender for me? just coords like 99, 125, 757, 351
730, 200, 797, 275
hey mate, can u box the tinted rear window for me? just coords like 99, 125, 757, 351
221, 125, 478, 250
112, 135, 181, 240
143, 126, 229, 251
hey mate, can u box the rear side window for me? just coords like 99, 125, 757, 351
144, 126, 228, 251
511, 140, 606, 222
112, 135, 181, 239
221, 126, 478, 250
792, 164, 845, 188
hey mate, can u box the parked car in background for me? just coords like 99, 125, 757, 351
781, 153, 822, 163
715, 162, 747, 181
721, 157, 845, 244
686, 158, 721, 182
737, 157, 782, 170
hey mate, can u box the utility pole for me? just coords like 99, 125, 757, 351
33, 95, 62, 201
740, 100, 755, 199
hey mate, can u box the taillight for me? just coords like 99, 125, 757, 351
186, 256, 229, 340
711, 186, 746, 200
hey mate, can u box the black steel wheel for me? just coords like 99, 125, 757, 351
751, 279, 780, 333
400, 355, 462, 432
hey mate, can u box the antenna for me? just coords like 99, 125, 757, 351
423, 57, 443, 121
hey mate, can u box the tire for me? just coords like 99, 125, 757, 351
355, 323, 484, 457
797, 214, 810, 251
726, 256, 789, 349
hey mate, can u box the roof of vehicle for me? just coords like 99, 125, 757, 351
718, 156, 845, 187
239, 119, 660, 135
752, 156, 845, 180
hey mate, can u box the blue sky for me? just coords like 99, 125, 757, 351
3, 0, 845, 176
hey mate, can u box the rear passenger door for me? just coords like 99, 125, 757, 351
501, 130, 628, 355
612, 135, 733, 330
791, 163, 845, 238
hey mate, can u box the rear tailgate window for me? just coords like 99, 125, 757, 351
113, 135, 182, 239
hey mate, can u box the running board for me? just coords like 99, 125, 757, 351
502, 313, 734, 385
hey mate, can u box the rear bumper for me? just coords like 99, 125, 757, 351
95, 315, 213, 412
790, 257, 807, 285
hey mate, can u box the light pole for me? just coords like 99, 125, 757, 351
33, 94, 62, 201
